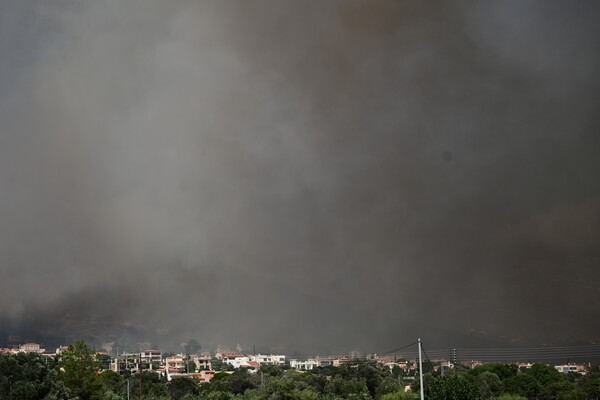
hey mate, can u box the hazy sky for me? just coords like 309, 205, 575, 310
0, 0, 599, 353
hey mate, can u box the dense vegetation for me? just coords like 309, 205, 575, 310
1, 341, 599, 400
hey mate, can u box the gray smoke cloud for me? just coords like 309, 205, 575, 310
0, 0, 599, 353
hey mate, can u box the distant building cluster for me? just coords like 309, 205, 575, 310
0, 342, 46, 354
0, 341, 593, 383
109, 350, 288, 382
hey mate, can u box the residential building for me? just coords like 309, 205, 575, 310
200, 370, 216, 382
316, 357, 335, 367
333, 357, 349, 367
249, 354, 286, 366
14, 343, 45, 354
111, 353, 142, 374
167, 370, 216, 383
223, 354, 250, 368
290, 359, 318, 370
555, 364, 586, 374
165, 354, 187, 372
141, 350, 162, 367
192, 356, 212, 370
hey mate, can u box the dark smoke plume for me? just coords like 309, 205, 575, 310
0, 0, 599, 353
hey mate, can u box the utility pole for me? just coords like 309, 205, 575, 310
418, 338, 425, 400
139, 369, 142, 398
138, 351, 144, 398
261, 370, 264, 388
127, 379, 130, 400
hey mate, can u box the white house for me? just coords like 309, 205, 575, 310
223, 354, 250, 368
249, 354, 286, 366
555, 364, 586, 374
141, 350, 162, 364
290, 359, 318, 370
14, 343, 45, 354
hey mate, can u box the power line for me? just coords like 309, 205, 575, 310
448, 344, 600, 363
381, 343, 600, 364
455, 344, 600, 351
293, 343, 600, 365
420, 344, 436, 372
456, 355, 600, 361
457, 349, 600, 355
384, 342, 419, 355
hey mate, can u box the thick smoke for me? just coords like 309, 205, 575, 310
0, 0, 599, 353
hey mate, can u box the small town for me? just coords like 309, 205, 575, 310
1, 341, 592, 382
2, 339, 599, 399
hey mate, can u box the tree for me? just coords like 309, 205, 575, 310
325, 376, 370, 399
301, 372, 329, 394
577, 372, 600, 399
380, 391, 418, 400
503, 373, 541, 399
479, 371, 502, 396
205, 392, 235, 400
391, 365, 405, 379
464, 370, 503, 398
98, 370, 126, 398
495, 395, 528, 400
211, 358, 224, 371
332, 361, 389, 398
57, 340, 104, 400
226, 369, 259, 395
376, 376, 402, 398
170, 376, 200, 400
0, 352, 71, 400
137, 370, 169, 398
426, 376, 481, 400
261, 364, 284, 377
470, 363, 518, 381
524, 363, 565, 387
355, 362, 387, 398
410, 371, 439, 393
588, 365, 600, 374
540, 380, 577, 400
